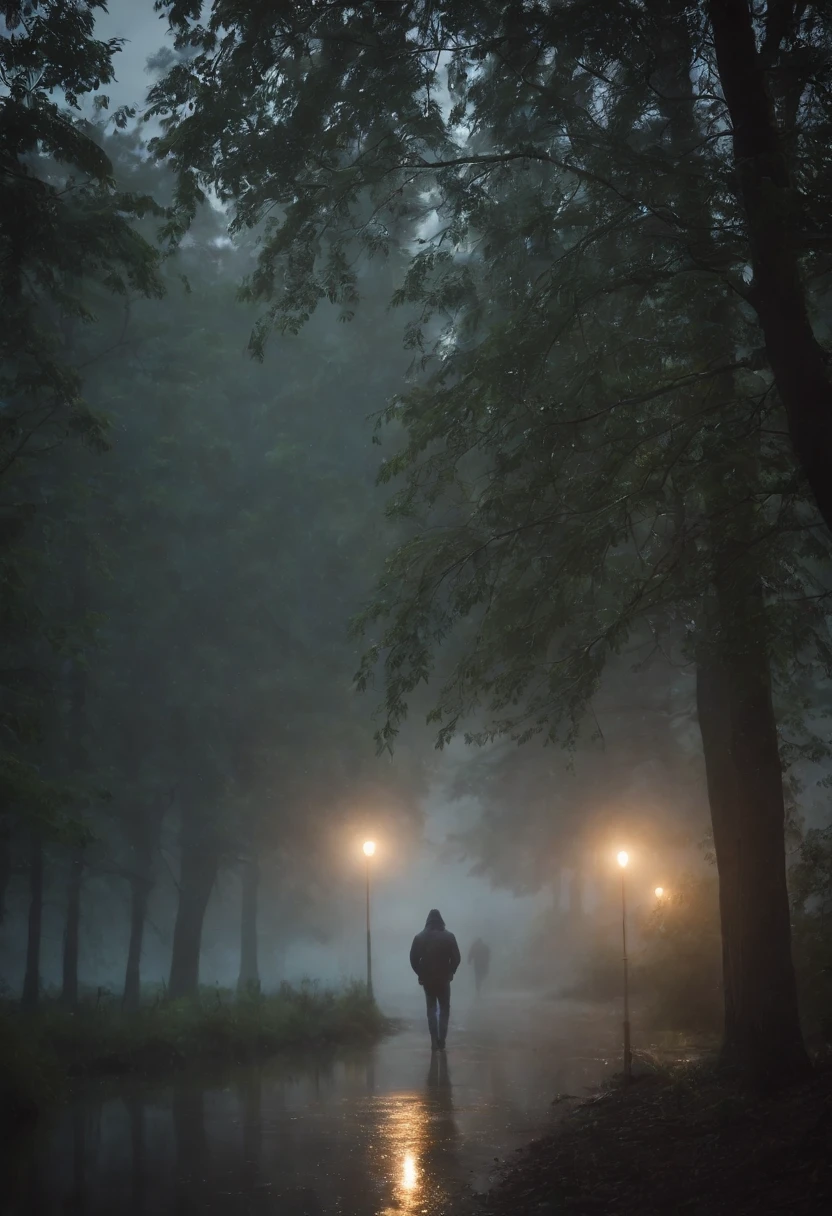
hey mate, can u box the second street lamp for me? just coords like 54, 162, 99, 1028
617, 850, 632, 1084
363, 840, 376, 1000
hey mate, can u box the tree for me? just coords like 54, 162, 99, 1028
448, 660, 705, 901
29, 127, 426, 1003
148, 1, 832, 1082
1, 1, 163, 1007
707, 0, 832, 533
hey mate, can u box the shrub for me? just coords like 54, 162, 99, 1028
0, 979, 390, 1084
563, 872, 723, 1034
636, 873, 723, 1033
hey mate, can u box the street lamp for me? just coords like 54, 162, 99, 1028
363, 841, 376, 999
617, 850, 632, 1084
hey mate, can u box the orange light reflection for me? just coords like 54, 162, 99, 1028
377, 1096, 428, 1214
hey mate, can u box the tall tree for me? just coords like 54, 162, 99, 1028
707, 0, 832, 532
20, 830, 43, 1010
1, 1, 163, 945
149, 1, 832, 1082
35, 128, 426, 1002
237, 855, 260, 994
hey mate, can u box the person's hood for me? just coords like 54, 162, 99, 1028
425, 908, 445, 930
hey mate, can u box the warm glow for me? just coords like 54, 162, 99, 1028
376, 1094, 427, 1215
363, 840, 376, 857
655, 886, 665, 898
401, 1151, 418, 1191
617, 850, 629, 868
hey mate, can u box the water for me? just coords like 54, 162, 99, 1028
4, 994, 619, 1216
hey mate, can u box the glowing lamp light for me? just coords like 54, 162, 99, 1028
655, 886, 665, 899
617, 850, 629, 868
363, 840, 376, 858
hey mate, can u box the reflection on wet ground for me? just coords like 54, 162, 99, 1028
3, 994, 619, 1216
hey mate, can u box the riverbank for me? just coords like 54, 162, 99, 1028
478, 1056, 832, 1215
0, 980, 391, 1130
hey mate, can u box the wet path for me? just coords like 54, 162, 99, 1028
4, 994, 619, 1216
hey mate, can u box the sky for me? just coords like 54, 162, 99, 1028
96, 0, 169, 112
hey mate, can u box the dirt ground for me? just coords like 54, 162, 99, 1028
474, 1057, 832, 1215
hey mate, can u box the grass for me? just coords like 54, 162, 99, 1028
0, 980, 392, 1121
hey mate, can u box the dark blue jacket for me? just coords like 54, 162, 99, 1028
410, 909, 461, 986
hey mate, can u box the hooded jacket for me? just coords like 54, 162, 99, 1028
409, 909, 461, 986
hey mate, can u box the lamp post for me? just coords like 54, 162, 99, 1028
363, 840, 376, 999
617, 850, 632, 1084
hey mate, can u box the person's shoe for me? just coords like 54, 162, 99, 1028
437, 1039, 446, 1050
430, 1036, 439, 1051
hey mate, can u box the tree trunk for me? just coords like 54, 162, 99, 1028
642, 0, 811, 1085
61, 555, 89, 1009
708, 0, 832, 534
0, 821, 10, 924
696, 649, 741, 1054
697, 581, 811, 1087
168, 824, 217, 1001
121, 786, 168, 1009
123, 874, 151, 1011
21, 832, 43, 1011
61, 847, 84, 1007
274, 940, 286, 983
237, 857, 260, 994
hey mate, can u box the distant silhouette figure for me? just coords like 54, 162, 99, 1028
468, 937, 491, 995
410, 909, 461, 1051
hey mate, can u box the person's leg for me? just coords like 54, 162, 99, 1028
424, 985, 439, 1048
437, 980, 451, 1048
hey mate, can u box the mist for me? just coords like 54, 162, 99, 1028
2, 4, 832, 1214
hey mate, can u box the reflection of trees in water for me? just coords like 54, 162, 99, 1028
238, 1067, 262, 1206
125, 1091, 145, 1216
310, 1050, 337, 1099
1, 1133, 39, 1215
18, 1099, 104, 1216
14, 1051, 471, 1216
69, 1103, 86, 1213
173, 1080, 207, 1216
335, 1046, 377, 1099
63, 1101, 103, 1214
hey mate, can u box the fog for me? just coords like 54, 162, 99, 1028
0, 754, 554, 1004
0, 4, 734, 1014
3, 17, 832, 1216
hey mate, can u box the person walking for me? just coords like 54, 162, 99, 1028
468, 937, 491, 995
410, 908, 461, 1051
